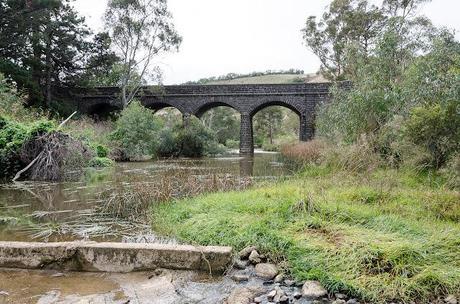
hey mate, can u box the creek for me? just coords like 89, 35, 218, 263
0, 152, 290, 243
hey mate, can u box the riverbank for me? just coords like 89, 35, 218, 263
152, 166, 460, 303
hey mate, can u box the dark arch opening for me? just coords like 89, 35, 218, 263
87, 103, 121, 120
251, 103, 300, 151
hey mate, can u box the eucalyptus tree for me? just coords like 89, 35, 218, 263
104, 0, 182, 108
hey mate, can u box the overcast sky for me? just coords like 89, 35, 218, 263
72, 0, 460, 85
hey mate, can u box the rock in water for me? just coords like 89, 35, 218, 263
238, 246, 257, 260
301, 280, 327, 299
248, 250, 261, 264
274, 273, 284, 283
255, 263, 278, 280
234, 259, 248, 269
226, 286, 264, 304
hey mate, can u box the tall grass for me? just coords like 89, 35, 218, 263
152, 167, 459, 303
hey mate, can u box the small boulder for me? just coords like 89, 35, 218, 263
239, 246, 258, 260
274, 274, 284, 283
226, 286, 264, 304
445, 295, 458, 304
332, 300, 346, 304
253, 296, 262, 303
278, 295, 289, 303
231, 273, 250, 282
248, 250, 261, 264
335, 293, 347, 299
255, 263, 278, 280
346, 299, 359, 304
284, 279, 295, 287
301, 280, 327, 299
267, 290, 277, 301
234, 259, 248, 269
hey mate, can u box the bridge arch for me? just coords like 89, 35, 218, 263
193, 102, 241, 118
141, 100, 186, 114
249, 100, 302, 118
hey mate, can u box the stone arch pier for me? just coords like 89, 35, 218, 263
69, 83, 337, 154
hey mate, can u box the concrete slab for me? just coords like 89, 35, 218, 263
0, 241, 232, 273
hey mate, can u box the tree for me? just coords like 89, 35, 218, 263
302, 0, 385, 80
104, 0, 182, 108
0, 0, 106, 107
302, 0, 435, 81
254, 107, 284, 145
202, 107, 240, 145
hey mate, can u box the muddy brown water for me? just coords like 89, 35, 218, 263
0, 152, 290, 243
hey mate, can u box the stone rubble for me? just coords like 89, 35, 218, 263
227, 245, 363, 304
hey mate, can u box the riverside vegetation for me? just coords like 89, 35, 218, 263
151, 1, 460, 303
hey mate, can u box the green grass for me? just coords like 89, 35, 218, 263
152, 167, 460, 303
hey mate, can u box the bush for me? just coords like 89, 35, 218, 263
156, 128, 179, 157
224, 139, 239, 149
111, 100, 163, 160
173, 117, 223, 157
404, 102, 460, 168
89, 156, 114, 168
95, 144, 109, 158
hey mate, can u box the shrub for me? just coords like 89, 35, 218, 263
404, 102, 460, 168
89, 156, 114, 168
224, 139, 239, 149
174, 117, 222, 157
156, 128, 179, 157
111, 101, 163, 160
95, 144, 109, 158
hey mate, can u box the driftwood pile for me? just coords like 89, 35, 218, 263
12, 112, 92, 182
17, 131, 92, 181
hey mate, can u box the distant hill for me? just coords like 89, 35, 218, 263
183, 70, 329, 85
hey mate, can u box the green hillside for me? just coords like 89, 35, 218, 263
206, 73, 305, 84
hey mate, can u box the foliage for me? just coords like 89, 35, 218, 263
104, 0, 182, 107
201, 107, 240, 145
404, 102, 460, 168
0, 0, 114, 106
111, 101, 163, 160
302, 0, 385, 80
95, 144, 109, 158
89, 157, 114, 168
173, 117, 224, 157
153, 167, 460, 303
313, 1, 459, 173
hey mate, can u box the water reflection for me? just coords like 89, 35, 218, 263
0, 153, 289, 242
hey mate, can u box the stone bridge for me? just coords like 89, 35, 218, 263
68, 83, 338, 154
